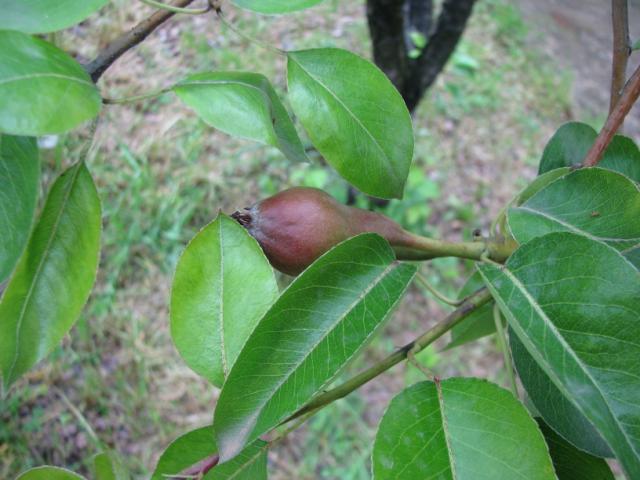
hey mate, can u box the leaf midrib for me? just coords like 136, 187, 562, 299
218, 221, 228, 378
0, 73, 93, 88
436, 381, 457, 480
513, 205, 640, 244
226, 443, 267, 479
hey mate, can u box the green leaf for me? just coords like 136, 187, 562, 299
0, 0, 108, 34
93, 451, 129, 480
0, 162, 101, 390
232, 0, 324, 14
508, 168, 640, 250
0, 30, 101, 136
0, 135, 39, 283
446, 272, 495, 349
538, 122, 595, 174
170, 213, 278, 387
538, 121, 640, 181
151, 426, 267, 480
17, 466, 85, 480
514, 167, 571, 205
287, 48, 414, 199
152, 426, 216, 480
173, 72, 307, 164
372, 378, 556, 479
214, 234, 416, 460
478, 232, 640, 478
511, 334, 612, 458
538, 420, 615, 480
600, 134, 640, 182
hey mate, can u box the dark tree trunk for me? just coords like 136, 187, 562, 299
366, 0, 410, 91
366, 0, 476, 113
351, 0, 475, 205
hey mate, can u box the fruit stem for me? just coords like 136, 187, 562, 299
139, 0, 211, 14
396, 233, 515, 263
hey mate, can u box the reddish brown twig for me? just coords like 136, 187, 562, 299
583, 64, 640, 167
609, 0, 630, 116
170, 453, 219, 479
85, 0, 198, 82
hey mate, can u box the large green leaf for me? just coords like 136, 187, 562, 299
0, 0, 108, 34
508, 168, 640, 250
17, 466, 85, 480
0, 30, 101, 136
151, 426, 267, 480
478, 232, 640, 478
170, 213, 278, 387
214, 234, 416, 460
538, 121, 640, 181
538, 420, 615, 480
511, 334, 612, 458
287, 48, 413, 199
372, 378, 555, 479
446, 272, 495, 349
173, 72, 307, 163
232, 0, 324, 14
0, 135, 39, 283
0, 163, 101, 390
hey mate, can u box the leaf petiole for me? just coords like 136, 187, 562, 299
138, 0, 211, 14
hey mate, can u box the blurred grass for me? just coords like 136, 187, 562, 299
0, 0, 571, 478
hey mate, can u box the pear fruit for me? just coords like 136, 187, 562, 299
231, 187, 426, 275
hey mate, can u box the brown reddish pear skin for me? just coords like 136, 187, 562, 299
231, 187, 424, 275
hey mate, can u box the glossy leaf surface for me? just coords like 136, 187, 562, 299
538, 121, 640, 181
508, 168, 640, 250
511, 333, 612, 458
372, 378, 555, 479
151, 426, 267, 480
17, 466, 85, 480
0, 163, 101, 390
232, 0, 324, 14
0, 135, 39, 283
173, 72, 307, 163
538, 420, 614, 480
170, 214, 278, 387
287, 48, 413, 199
0, 0, 108, 33
447, 272, 494, 349
478, 232, 640, 478
214, 234, 416, 460
0, 30, 101, 135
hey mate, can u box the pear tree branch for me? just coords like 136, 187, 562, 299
285, 287, 492, 422
610, 0, 630, 116
583, 63, 640, 167
85, 0, 201, 82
